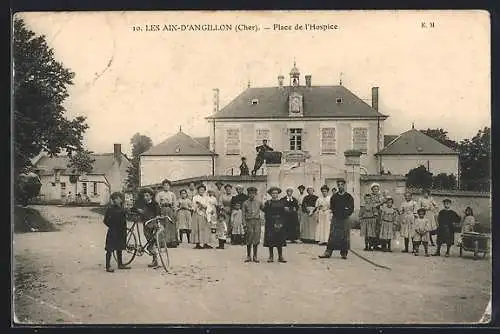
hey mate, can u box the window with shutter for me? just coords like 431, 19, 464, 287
321, 128, 337, 154
255, 129, 270, 147
225, 128, 241, 155
353, 127, 368, 153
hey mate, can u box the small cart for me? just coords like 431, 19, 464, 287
458, 232, 489, 259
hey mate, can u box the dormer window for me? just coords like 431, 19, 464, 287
336, 97, 343, 104
251, 98, 259, 105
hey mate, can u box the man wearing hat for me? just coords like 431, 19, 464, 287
281, 187, 300, 243
433, 199, 461, 257
251, 139, 274, 176
319, 178, 355, 260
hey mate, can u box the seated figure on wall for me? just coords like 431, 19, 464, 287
251, 140, 281, 176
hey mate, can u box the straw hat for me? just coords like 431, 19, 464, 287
267, 186, 282, 195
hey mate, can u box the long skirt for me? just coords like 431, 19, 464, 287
191, 212, 211, 244
316, 210, 331, 243
360, 217, 377, 238
105, 226, 126, 251
425, 211, 437, 231
326, 218, 350, 251
177, 209, 192, 230
298, 210, 305, 238
301, 213, 318, 242
159, 207, 178, 246
399, 214, 414, 239
283, 212, 300, 241
436, 225, 454, 245
379, 220, 395, 240
263, 216, 286, 247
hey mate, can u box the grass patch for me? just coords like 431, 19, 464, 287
14, 206, 58, 233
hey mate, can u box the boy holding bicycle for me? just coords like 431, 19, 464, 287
104, 192, 131, 272
134, 188, 162, 268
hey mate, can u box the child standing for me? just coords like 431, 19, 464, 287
418, 189, 438, 246
413, 208, 431, 256
230, 202, 245, 245
176, 189, 193, 243
462, 206, 476, 233
433, 199, 461, 257
359, 193, 377, 251
242, 187, 264, 263
215, 213, 228, 249
399, 192, 418, 253
379, 196, 398, 252
103, 192, 131, 272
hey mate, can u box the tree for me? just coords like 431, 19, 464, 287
67, 150, 95, 176
15, 172, 42, 206
13, 17, 88, 175
458, 127, 490, 191
406, 165, 433, 190
126, 133, 153, 190
420, 128, 459, 150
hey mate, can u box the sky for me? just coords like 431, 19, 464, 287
17, 11, 490, 156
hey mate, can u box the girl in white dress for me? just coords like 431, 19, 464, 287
399, 191, 418, 253
418, 189, 438, 246
315, 185, 331, 245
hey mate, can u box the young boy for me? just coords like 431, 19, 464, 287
135, 188, 161, 268
413, 208, 431, 257
433, 198, 461, 257
103, 192, 131, 272
242, 187, 264, 262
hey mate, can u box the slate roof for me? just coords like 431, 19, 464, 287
193, 136, 210, 149
35, 153, 131, 176
376, 129, 458, 156
384, 135, 398, 147
207, 85, 387, 119
142, 131, 217, 156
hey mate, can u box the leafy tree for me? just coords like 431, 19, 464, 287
13, 17, 88, 175
67, 150, 95, 176
126, 133, 153, 190
15, 172, 42, 206
406, 165, 433, 190
458, 127, 490, 191
420, 128, 459, 150
432, 173, 457, 190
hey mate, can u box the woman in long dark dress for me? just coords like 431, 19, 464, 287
263, 187, 287, 263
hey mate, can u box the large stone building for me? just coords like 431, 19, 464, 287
141, 63, 460, 190
204, 63, 387, 190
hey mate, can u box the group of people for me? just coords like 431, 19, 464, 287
102, 177, 478, 272
358, 183, 477, 257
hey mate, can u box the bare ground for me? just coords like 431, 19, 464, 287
12, 205, 491, 325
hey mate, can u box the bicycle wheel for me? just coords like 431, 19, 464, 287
155, 230, 170, 273
114, 228, 138, 266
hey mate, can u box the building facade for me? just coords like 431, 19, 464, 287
206, 63, 388, 187
34, 144, 131, 205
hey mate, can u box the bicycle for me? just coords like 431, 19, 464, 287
113, 214, 170, 273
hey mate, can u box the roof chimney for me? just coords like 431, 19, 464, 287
371, 87, 379, 111
278, 75, 284, 87
213, 88, 220, 113
114, 144, 122, 164
305, 75, 312, 87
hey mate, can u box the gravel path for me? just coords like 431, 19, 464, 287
13, 205, 492, 324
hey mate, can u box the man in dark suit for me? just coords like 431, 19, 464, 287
251, 139, 274, 176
